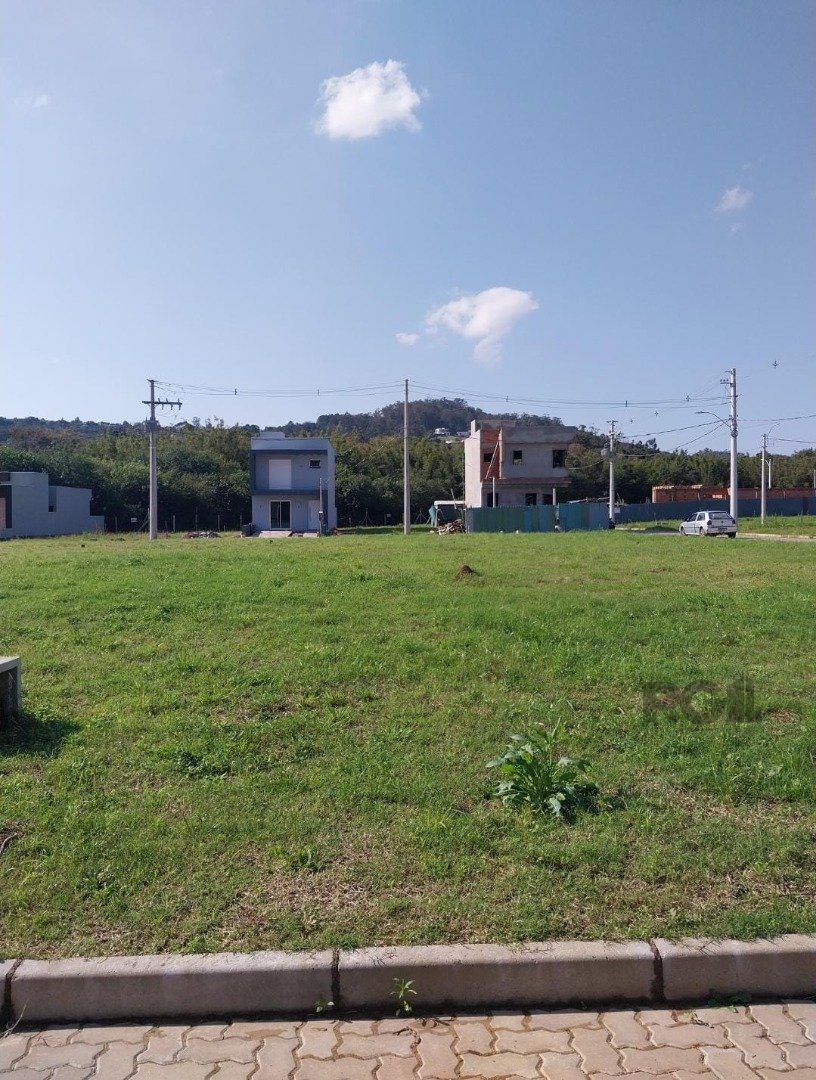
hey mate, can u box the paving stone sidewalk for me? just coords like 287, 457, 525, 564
3, 1001, 816, 1080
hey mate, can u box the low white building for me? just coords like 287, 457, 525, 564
0, 471, 105, 538
250, 432, 337, 533
463, 420, 578, 508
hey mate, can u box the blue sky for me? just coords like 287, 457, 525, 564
3, 0, 815, 452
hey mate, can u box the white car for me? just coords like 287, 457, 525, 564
679, 510, 737, 538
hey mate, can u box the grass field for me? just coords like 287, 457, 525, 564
1, 530, 815, 959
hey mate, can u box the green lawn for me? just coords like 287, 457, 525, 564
1, 530, 815, 959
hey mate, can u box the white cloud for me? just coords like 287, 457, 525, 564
395, 332, 419, 346
14, 92, 51, 110
425, 287, 538, 364
715, 186, 753, 213
315, 60, 421, 140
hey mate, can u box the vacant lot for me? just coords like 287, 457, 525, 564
1, 531, 815, 958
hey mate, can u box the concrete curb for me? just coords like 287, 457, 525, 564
656, 935, 816, 1001
339, 942, 654, 1010
3, 935, 816, 1024
9, 951, 334, 1024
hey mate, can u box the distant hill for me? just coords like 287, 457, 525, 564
280, 397, 565, 438
1, 398, 567, 442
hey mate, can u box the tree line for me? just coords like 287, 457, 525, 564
0, 401, 813, 530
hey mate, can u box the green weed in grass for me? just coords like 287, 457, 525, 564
487, 724, 600, 822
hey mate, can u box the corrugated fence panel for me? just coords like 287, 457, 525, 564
468, 497, 816, 533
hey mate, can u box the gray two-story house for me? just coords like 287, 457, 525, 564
250, 432, 337, 534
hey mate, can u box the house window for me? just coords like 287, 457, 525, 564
525, 493, 537, 506
512, 450, 523, 464
270, 500, 291, 529
309, 459, 321, 469
483, 452, 493, 464
553, 449, 566, 468
486, 492, 499, 508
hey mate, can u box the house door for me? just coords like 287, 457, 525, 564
307, 500, 321, 530
270, 500, 291, 529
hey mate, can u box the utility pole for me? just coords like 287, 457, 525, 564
760, 433, 767, 523
607, 420, 616, 527
142, 379, 181, 541
403, 378, 411, 535
722, 367, 738, 524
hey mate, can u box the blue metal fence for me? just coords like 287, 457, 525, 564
466, 496, 816, 533
466, 505, 556, 532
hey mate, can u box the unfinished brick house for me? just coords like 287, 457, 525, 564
463, 420, 578, 509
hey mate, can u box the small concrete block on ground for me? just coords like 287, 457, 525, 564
338, 941, 654, 1010
657, 935, 816, 1001
0, 655, 22, 723
10, 950, 334, 1023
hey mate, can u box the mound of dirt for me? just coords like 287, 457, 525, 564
455, 564, 479, 580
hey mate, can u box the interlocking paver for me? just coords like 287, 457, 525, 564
451, 1019, 493, 1054
539, 1050, 586, 1080
132, 1064, 212, 1080
74, 1024, 152, 1044
178, 1036, 260, 1064
0, 1033, 33, 1071
182, 1023, 228, 1040
620, 1046, 705, 1074
228, 1019, 301, 1039
759, 1071, 816, 1080
339, 1033, 415, 1059
209, 1063, 257, 1080
296, 1058, 377, 1080
749, 1006, 808, 1046
300, 1021, 338, 1059
338, 1021, 378, 1037
636, 1011, 679, 1028
458, 1050, 540, 1077
601, 1012, 651, 1050
530, 1012, 602, 1031
721, 1023, 789, 1071
377, 1020, 421, 1035
255, 1035, 299, 1077
138, 1027, 191, 1064
416, 1030, 457, 1079
13, 1041, 101, 1071
647, 1023, 729, 1049
786, 1002, 816, 1043
571, 1026, 622, 1075
491, 1012, 529, 1032
494, 1028, 572, 1054
11, 997, 816, 1080
376, 1056, 417, 1080
692, 1009, 752, 1027
93, 1041, 142, 1079
781, 1041, 816, 1067
31, 1026, 80, 1046
702, 1046, 763, 1080
51, 1065, 97, 1080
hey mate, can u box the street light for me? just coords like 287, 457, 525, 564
696, 409, 738, 523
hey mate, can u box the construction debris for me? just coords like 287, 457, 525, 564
185, 531, 220, 539
436, 519, 465, 534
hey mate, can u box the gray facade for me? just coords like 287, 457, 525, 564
250, 432, 337, 533
464, 420, 578, 509
0, 471, 105, 539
